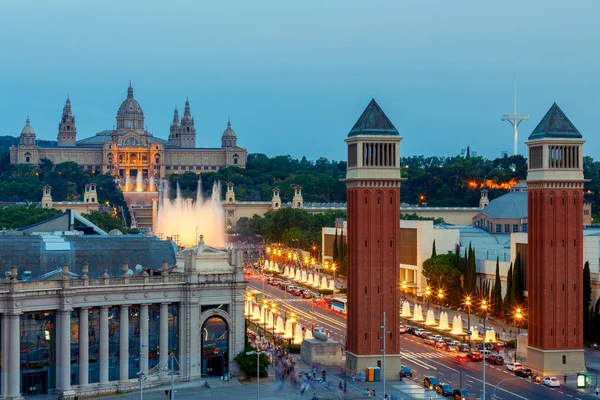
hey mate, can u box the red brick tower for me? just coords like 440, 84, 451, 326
526, 103, 586, 375
345, 99, 402, 378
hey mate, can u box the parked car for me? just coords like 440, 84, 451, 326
399, 324, 407, 334
506, 362, 523, 371
543, 376, 561, 387
515, 368, 532, 378
435, 340, 447, 349
423, 376, 439, 390
424, 337, 436, 345
302, 291, 313, 299
467, 352, 483, 362
453, 354, 469, 364
453, 389, 470, 400
436, 383, 453, 396
400, 366, 413, 377
420, 331, 430, 339
406, 326, 417, 335
446, 342, 458, 352
433, 335, 442, 341
443, 337, 453, 345
458, 344, 471, 353
488, 355, 504, 365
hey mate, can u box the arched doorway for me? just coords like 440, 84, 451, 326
201, 316, 229, 377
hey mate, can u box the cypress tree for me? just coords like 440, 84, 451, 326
454, 244, 461, 272
432, 239, 437, 257
339, 229, 347, 269
513, 253, 523, 305
493, 257, 503, 316
332, 229, 338, 263
504, 262, 513, 309
584, 261, 592, 341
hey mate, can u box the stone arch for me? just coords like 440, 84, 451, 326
199, 309, 233, 377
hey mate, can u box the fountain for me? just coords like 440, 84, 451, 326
312, 275, 320, 288
293, 325, 303, 344
274, 263, 279, 273
251, 306, 261, 321
295, 269, 301, 281
264, 260, 269, 270
136, 173, 144, 192
302, 270, 308, 282
276, 316, 285, 334
320, 276, 328, 289
284, 266, 289, 276
470, 326, 481, 340
304, 328, 314, 340
401, 301, 412, 317
284, 319, 293, 339
328, 279, 335, 291
413, 304, 424, 321
425, 309, 436, 325
149, 176, 156, 192
438, 312, 450, 330
270, 260, 275, 270
451, 315, 463, 335
485, 329, 496, 343
244, 300, 251, 317
307, 274, 313, 285
155, 180, 225, 248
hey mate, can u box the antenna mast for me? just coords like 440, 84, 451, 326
501, 74, 530, 155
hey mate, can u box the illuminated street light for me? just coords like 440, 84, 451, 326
437, 288, 444, 312
465, 295, 472, 332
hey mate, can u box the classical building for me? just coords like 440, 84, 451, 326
344, 99, 402, 378
9, 85, 247, 179
0, 212, 246, 398
525, 103, 585, 375
40, 184, 101, 214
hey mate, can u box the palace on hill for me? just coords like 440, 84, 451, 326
9, 84, 247, 179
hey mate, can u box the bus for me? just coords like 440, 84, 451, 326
330, 297, 347, 314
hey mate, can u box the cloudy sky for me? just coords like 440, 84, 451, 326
1, 0, 598, 161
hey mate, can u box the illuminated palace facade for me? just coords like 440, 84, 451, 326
9, 84, 247, 179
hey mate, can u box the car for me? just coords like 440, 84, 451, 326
435, 339, 447, 349
543, 376, 561, 387
477, 348, 492, 357
452, 389, 470, 400
314, 326, 326, 335
515, 368, 532, 378
467, 352, 483, 362
433, 335, 442, 341
436, 383, 453, 396
406, 326, 417, 335
446, 342, 458, 352
443, 337, 453, 344
453, 354, 469, 364
400, 366, 413, 377
424, 337, 436, 345
506, 362, 523, 371
420, 331, 430, 339
302, 291, 313, 299
458, 344, 471, 353
293, 289, 303, 296
399, 324, 407, 334
488, 355, 504, 365
423, 376, 439, 390
413, 329, 425, 336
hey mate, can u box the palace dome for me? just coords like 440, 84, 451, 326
117, 84, 144, 117
222, 119, 236, 137
21, 117, 35, 135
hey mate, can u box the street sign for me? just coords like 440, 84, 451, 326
467, 331, 472, 336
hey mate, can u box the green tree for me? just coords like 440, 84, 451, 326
513, 253, 524, 305
493, 257, 503, 316
584, 261, 592, 341
504, 262, 513, 309
234, 346, 270, 378
431, 239, 437, 257
81, 211, 125, 233
0, 205, 61, 229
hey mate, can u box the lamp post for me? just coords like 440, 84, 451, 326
481, 299, 490, 400
514, 307, 522, 362
437, 288, 444, 313
465, 296, 472, 332
331, 264, 337, 292
262, 299, 268, 340
246, 350, 267, 400
423, 286, 431, 329
290, 312, 296, 345
271, 302, 278, 342
401, 281, 407, 300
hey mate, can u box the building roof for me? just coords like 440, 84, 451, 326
348, 99, 399, 137
528, 103, 582, 140
222, 119, 236, 137
21, 117, 35, 135
479, 190, 528, 219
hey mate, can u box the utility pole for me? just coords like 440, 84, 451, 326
501, 74, 529, 155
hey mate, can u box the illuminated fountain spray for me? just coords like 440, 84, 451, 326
412, 304, 424, 321
485, 329, 496, 343
156, 179, 225, 248
425, 309, 436, 325
451, 315, 463, 335
293, 325, 303, 344
401, 301, 412, 317
136, 174, 144, 192
438, 312, 450, 330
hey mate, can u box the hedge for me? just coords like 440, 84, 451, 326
317, 289, 334, 295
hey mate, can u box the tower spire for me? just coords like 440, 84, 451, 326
501, 74, 529, 155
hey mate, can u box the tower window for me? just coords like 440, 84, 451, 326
67, 125, 70, 131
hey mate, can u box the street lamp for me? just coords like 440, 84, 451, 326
514, 307, 523, 362
480, 298, 491, 400
401, 281, 407, 300
262, 299, 268, 339
425, 286, 431, 312
290, 312, 296, 345
271, 302, 278, 341
246, 350, 267, 400
437, 288, 444, 313
331, 263, 337, 290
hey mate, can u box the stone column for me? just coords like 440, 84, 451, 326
159, 303, 169, 371
119, 305, 129, 382
99, 306, 109, 384
8, 314, 21, 399
140, 304, 149, 375
59, 310, 72, 391
1, 314, 8, 398
79, 308, 89, 386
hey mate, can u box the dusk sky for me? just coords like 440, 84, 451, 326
1, 1, 599, 162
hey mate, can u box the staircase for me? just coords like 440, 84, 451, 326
129, 205, 153, 231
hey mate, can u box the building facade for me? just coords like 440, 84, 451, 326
525, 103, 585, 375
344, 99, 402, 378
9, 85, 247, 178
0, 226, 246, 399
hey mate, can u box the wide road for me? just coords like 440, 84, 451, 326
249, 275, 595, 400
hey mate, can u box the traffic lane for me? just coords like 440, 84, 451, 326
399, 334, 580, 400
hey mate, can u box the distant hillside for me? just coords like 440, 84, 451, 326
0, 136, 58, 151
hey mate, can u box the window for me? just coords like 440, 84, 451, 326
512, 224, 519, 233
522, 223, 527, 233
174, 166, 178, 170
584, 210, 590, 215
166, 166, 171, 170
504, 224, 510, 233
496, 225, 502, 233
234, 158, 238, 165
211, 166, 216, 170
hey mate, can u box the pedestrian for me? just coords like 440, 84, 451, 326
352, 374, 356, 384
322, 369, 326, 382
313, 365, 317, 375
595, 385, 599, 395
312, 394, 319, 400
344, 379, 348, 393
338, 381, 343, 391
372, 389, 376, 397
